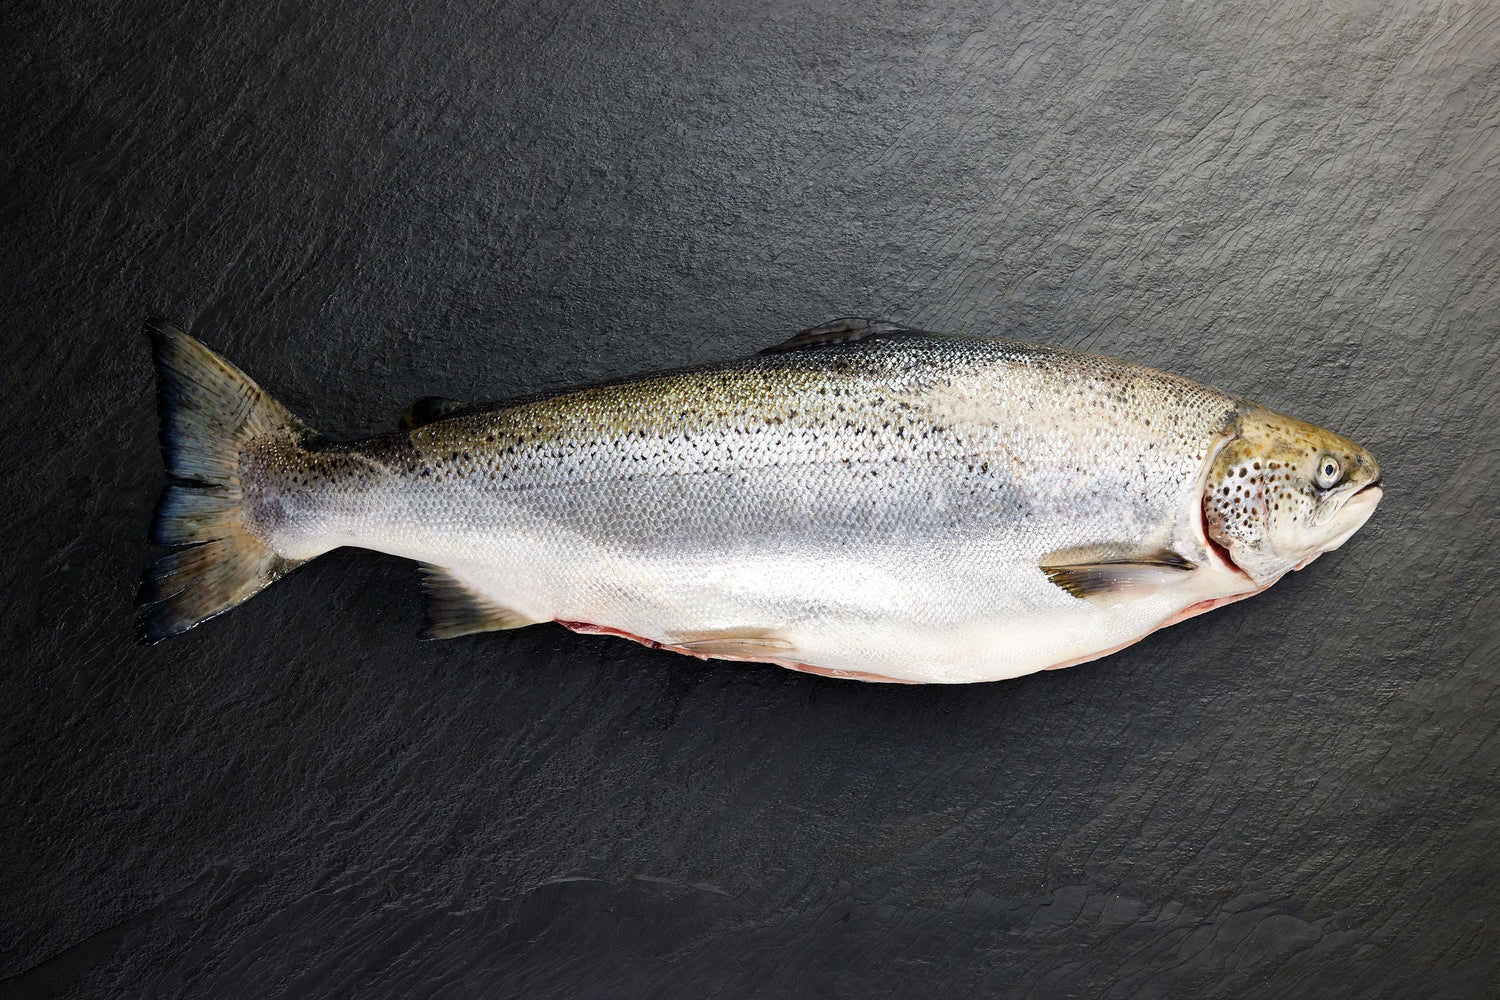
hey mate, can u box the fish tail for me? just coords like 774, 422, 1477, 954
138, 320, 314, 643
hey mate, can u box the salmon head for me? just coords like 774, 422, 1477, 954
1203, 404, 1383, 586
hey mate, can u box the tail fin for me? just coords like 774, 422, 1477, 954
138, 320, 313, 642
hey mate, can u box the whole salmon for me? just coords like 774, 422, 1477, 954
140, 318, 1382, 683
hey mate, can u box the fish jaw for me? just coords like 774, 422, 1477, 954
1292, 484, 1382, 571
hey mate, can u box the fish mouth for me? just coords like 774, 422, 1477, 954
1337, 475, 1383, 529
1338, 480, 1382, 523
1293, 480, 1382, 570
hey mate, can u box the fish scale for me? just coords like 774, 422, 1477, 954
139, 318, 1382, 683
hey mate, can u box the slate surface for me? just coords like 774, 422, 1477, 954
4, 1, 1498, 996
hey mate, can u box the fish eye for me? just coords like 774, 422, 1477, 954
1314, 455, 1342, 489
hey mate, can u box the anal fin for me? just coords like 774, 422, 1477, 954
418, 564, 543, 638
1040, 546, 1196, 600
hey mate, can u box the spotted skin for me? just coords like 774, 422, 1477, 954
146, 322, 1383, 682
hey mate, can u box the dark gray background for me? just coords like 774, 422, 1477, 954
4, 0, 1498, 996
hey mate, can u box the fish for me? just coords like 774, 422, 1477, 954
138, 317, 1383, 684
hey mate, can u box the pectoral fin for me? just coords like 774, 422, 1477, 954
675, 633, 796, 658
1040, 547, 1196, 600
418, 564, 543, 638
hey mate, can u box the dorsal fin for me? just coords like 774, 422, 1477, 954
417, 564, 544, 638
401, 396, 469, 430
1039, 546, 1197, 601
760, 317, 922, 354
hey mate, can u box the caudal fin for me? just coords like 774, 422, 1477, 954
138, 320, 313, 642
